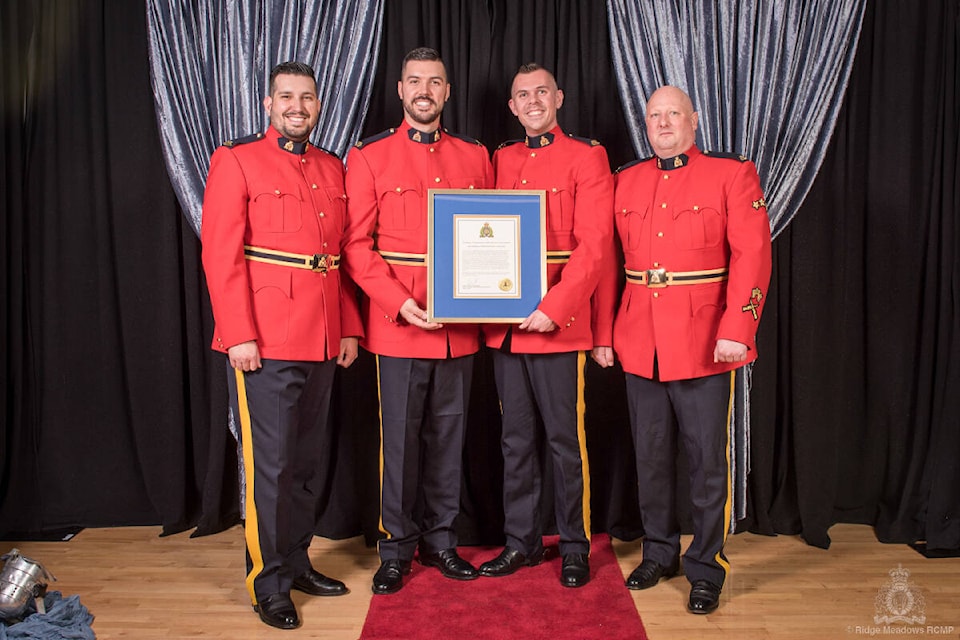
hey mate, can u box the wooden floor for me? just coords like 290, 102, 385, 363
4, 524, 958, 639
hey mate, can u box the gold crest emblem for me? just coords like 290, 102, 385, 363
479, 223, 494, 238
412, 131, 422, 143
674, 156, 683, 168
499, 278, 513, 292
741, 287, 764, 320
284, 140, 295, 151
539, 136, 551, 147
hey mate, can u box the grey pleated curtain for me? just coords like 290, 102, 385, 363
606, 0, 866, 527
145, 0, 385, 235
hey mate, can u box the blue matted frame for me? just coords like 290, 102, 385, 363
427, 189, 546, 322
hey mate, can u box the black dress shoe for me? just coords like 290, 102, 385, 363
478, 546, 544, 577
372, 559, 410, 595
253, 592, 300, 630
419, 548, 479, 580
292, 568, 349, 596
687, 579, 721, 614
625, 558, 680, 590
560, 553, 590, 588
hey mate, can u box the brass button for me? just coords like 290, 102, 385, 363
653, 292, 660, 298
661, 202, 667, 208
657, 231, 664, 237
521, 179, 528, 184
434, 177, 441, 183
319, 212, 325, 218
531, 152, 537, 157
312, 184, 318, 189
274, 189, 281, 195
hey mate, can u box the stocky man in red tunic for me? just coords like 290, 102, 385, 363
606, 85, 772, 614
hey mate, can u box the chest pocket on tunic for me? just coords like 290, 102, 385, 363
447, 176, 484, 190
322, 186, 347, 234
672, 206, 724, 250
249, 186, 303, 233
378, 184, 422, 230
616, 206, 648, 251
546, 187, 574, 231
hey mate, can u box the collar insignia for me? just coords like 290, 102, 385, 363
277, 137, 307, 155
656, 154, 688, 170
525, 132, 555, 148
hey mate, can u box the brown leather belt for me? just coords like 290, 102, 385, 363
244, 245, 340, 273
625, 266, 728, 288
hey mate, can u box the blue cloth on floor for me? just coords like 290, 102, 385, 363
0, 591, 94, 639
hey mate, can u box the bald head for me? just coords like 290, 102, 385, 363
644, 86, 698, 158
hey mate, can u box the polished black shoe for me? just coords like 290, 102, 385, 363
625, 558, 680, 590
253, 592, 300, 630
560, 553, 590, 588
687, 579, 721, 614
372, 559, 411, 595
292, 568, 349, 596
478, 546, 544, 577
419, 548, 479, 580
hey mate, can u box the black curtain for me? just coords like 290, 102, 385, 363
0, 0, 237, 537
2, 0, 958, 555
745, 0, 960, 550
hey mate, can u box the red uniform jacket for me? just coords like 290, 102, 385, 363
610, 145, 772, 381
485, 127, 615, 354
200, 126, 363, 361
343, 126, 494, 358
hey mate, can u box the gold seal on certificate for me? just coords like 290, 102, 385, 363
499, 278, 513, 292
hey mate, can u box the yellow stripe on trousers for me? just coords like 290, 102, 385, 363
375, 356, 389, 539
577, 351, 592, 545
715, 370, 736, 579
234, 368, 264, 605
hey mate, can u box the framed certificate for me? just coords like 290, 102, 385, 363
427, 189, 546, 322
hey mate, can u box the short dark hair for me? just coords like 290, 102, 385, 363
517, 62, 544, 75
269, 61, 317, 95
401, 47, 446, 77
512, 62, 558, 93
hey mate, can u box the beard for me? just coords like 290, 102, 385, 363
402, 96, 441, 126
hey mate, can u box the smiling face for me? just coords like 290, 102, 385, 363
397, 59, 450, 130
644, 86, 699, 158
508, 68, 564, 136
262, 73, 320, 142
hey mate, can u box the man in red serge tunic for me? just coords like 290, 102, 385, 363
201, 62, 363, 630
341, 47, 493, 595
477, 63, 614, 589
609, 85, 771, 615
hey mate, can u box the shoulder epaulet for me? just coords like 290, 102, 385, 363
615, 157, 654, 174
496, 138, 524, 151
443, 129, 485, 147
354, 128, 399, 150
314, 145, 340, 160
567, 133, 603, 147
221, 132, 264, 148
703, 150, 750, 162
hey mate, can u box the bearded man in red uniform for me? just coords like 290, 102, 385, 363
201, 62, 363, 630
477, 63, 614, 588
342, 47, 493, 595
610, 85, 772, 614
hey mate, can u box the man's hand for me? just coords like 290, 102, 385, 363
337, 337, 359, 368
399, 298, 443, 331
228, 340, 262, 371
714, 338, 748, 363
591, 346, 615, 368
518, 309, 557, 333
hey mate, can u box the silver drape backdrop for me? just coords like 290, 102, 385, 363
145, 0, 385, 235
606, 0, 866, 527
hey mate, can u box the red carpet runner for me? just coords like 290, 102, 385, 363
359, 534, 648, 640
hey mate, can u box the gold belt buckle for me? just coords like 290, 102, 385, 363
311, 254, 329, 273
646, 268, 667, 288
